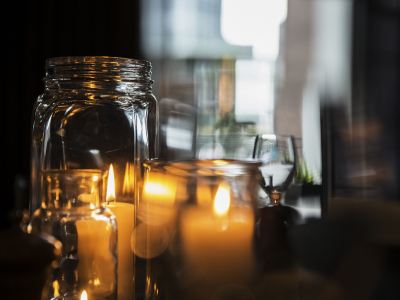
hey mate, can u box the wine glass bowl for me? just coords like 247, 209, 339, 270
253, 134, 297, 196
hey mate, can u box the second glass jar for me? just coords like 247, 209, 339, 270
133, 159, 261, 300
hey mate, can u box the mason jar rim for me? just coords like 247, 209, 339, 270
46, 56, 151, 68
43, 56, 153, 93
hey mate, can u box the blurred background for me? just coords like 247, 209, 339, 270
2, 0, 400, 220
3, 0, 400, 219
3, 0, 325, 214
3, 0, 400, 298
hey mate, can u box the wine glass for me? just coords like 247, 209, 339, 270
253, 134, 297, 202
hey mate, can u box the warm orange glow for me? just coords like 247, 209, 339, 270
197, 183, 213, 206
144, 181, 171, 196
143, 174, 177, 203
213, 159, 229, 165
213, 182, 231, 217
122, 162, 135, 194
140, 173, 178, 225
106, 164, 116, 202
91, 175, 99, 193
93, 278, 101, 286
80, 290, 88, 300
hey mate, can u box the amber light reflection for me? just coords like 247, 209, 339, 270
122, 162, 135, 194
106, 164, 116, 202
143, 173, 177, 204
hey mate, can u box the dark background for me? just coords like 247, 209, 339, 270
3, 0, 142, 219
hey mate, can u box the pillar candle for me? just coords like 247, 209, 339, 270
180, 183, 255, 287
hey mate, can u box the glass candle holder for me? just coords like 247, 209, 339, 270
132, 159, 261, 300
29, 169, 117, 300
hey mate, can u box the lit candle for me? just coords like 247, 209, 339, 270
181, 182, 255, 288
105, 164, 135, 300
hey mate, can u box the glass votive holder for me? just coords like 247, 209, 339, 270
132, 159, 261, 300
29, 169, 117, 300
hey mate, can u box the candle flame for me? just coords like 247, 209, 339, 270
106, 164, 116, 202
213, 182, 231, 217
52, 280, 60, 297
80, 290, 88, 300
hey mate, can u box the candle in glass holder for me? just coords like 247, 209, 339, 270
105, 164, 135, 300
181, 182, 255, 286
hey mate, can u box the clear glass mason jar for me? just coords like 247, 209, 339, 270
132, 159, 261, 300
31, 56, 159, 213
28, 169, 117, 300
